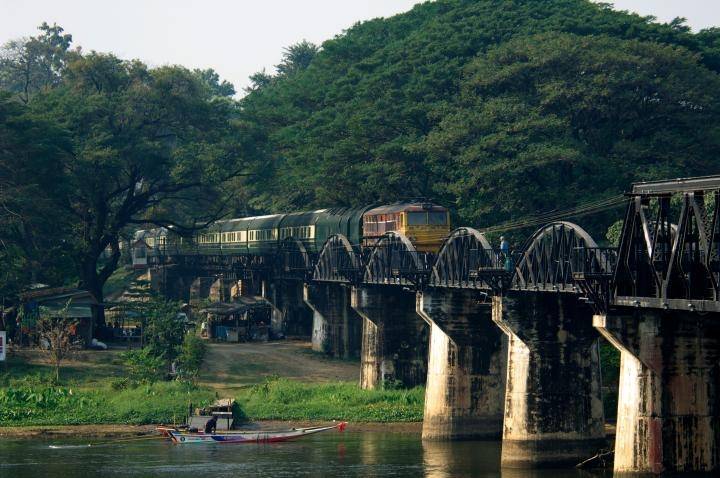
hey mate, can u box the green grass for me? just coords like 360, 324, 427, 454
0, 354, 214, 427
0, 378, 214, 427
236, 377, 424, 422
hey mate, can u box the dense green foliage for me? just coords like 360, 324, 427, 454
0, 352, 212, 426
3, 1, 720, 301
236, 377, 425, 422
0, 380, 213, 426
0, 25, 249, 310
120, 296, 206, 383
122, 347, 167, 385
238, 0, 720, 238
177, 333, 207, 380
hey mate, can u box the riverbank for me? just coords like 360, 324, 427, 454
0, 420, 423, 438
0, 342, 424, 428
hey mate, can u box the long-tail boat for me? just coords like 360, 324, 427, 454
166, 422, 347, 444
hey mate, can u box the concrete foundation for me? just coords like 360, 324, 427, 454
492, 292, 605, 468
262, 280, 312, 338
351, 286, 428, 390
594, 310, 720, 474
148, 266, 191, 301
418, 289, 507, 440
303, 283, 361, 359
189, 276, 215, 306
210, 278, 235, 302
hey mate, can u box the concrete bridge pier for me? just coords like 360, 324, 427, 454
492, 292, 605, 468
417, 289, 507, 440
262, 280, 312, 337
189, 276, 215, 306
594, 310, 720, 474
303, 283, 361, 359
148, 266, 191, 301
210, 277, 235, 302
351, 286, 428, 390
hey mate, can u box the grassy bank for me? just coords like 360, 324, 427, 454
0, 351, 214, 427
0, 380, 214, 426
0, 348, 424, 427
236, 377, 424, 422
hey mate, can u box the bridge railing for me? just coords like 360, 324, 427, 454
571, 247, 617, 279
363, 249, 435, 286
431, 248, 520, 290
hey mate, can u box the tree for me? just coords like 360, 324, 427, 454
245, 69, 272, 93
37, 300, 79, 382
238, 0, 720, 234
142, 298, 185, 366
193, 68, 236, 97
2, 52, 251, 328
0, 93, 76, 296
0, 22, 73, 103
420, 33, 720, 235
275, 40, 318, 76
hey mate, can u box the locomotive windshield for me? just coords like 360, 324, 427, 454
407, 211, 448, 225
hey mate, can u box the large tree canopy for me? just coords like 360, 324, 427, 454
0, 93, 74, 296
1, 48, 247, 319
238, 0, 720, 235
4, 0, 720, 315
421, 33, 720, 227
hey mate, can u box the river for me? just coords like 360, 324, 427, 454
0, 431, 615, 478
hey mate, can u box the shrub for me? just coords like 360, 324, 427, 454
123, 348, 165, 384
177, 333, 206, 380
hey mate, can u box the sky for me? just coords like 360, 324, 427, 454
1, 0, 719, 93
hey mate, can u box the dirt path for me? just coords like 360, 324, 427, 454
198, 340, 359, 392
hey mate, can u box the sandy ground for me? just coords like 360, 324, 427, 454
197, 339, 359, 392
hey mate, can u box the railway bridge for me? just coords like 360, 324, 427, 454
148, 176, 720, 474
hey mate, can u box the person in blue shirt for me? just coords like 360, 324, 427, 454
500, 236, 512, 271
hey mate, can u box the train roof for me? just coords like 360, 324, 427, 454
365, 202, 447, 215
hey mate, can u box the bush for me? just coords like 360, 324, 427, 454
142, 299, 186, 364
123, 348, 165, 384
177, 333, 206, 380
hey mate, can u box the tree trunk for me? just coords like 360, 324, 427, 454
89, 281, 105, 332
79, 264, 106, 336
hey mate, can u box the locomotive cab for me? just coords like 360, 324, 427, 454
362, 202, 450, 253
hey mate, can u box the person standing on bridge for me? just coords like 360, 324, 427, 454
500, 236, 509, 255
500, 236, 513, 272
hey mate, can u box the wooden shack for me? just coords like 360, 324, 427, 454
199, 296, 271, 342
19, 286, 99, 346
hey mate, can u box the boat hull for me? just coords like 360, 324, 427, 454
168, 423, 346, 444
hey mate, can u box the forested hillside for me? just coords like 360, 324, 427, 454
238, 0, 720, 234
2, 0, 720, 299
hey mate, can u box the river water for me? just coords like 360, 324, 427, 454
0, 431, 616, 478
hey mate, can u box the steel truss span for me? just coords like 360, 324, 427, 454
142, 174, 720, 314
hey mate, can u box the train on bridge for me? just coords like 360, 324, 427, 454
131, 201, 451, 268
133, 175, 720, 475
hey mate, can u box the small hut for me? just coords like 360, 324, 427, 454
19, 286, 99, 346
199, 297, 271, 342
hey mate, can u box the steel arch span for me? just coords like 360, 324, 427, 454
431, 227, 498, 289
363, 232, 429, 287
273, 237, 313, 281
313, 234, 362, 283
513, 221, 610, 293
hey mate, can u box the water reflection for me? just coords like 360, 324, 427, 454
0, 432, 621, 478
423, 440, 500, 477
